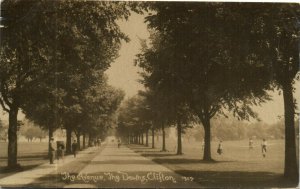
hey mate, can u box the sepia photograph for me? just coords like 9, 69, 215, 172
0, 1, 299, 188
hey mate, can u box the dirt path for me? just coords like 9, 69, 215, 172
63, 142, 200, 188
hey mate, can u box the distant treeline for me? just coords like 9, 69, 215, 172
188, 118, 299, 141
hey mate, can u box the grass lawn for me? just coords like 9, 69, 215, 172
0, 141, 48, 179
129, 138, 299, 188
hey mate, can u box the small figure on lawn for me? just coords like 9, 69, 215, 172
249, 138, 254, 150
217, 140, 223, 155
98, 138, 102, 147
118, 139, 121, 148
49, 137, 56, 164
261, 138, 267, 157
72, 140, 78, 157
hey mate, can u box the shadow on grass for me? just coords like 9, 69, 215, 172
0, 153, 48, 177
174, 170, 298, 188
0, 163, 43, 179
86, 160, 155, 165
128, 146, 157, 150
134, 150, 163, 153
139, 153, 181, 157
152, 158, 233, 164
104, 154, 139, 157
0, 154, 48, 160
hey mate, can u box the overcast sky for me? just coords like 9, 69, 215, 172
105, 12, 148, 98
0, 12, 299, 125
105, 12, 300, 124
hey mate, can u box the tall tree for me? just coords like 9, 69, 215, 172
138, 90, 169, 151
0, 0, 53, 169
136, 33, 192, 154
220, 4, 300, 180
140, 3, 299, 181
138, 3, 272, 161
0, 0, 132, 168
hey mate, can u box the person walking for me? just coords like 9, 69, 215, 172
261, 138, 267, 157
72, 140, 78, 157
249, 138, 254, 150
217, 140, 223, 155
49, 137, 55, 164
98, 138, 102, 147
118, 139, 121, 148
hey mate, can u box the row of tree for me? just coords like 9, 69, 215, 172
117, 3, 299, 181
0, 1, 137, 170
190, 117, 299, 141
19, 122, 47, 142
118, 99, 300, 144
0, 119, 8, 141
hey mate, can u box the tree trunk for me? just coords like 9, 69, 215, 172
83, 132, 86, 149
145, 130, 149, 147
66, 128, 72, 154
88, 134, 92, 147
139, 134, 142, 144
140, 134, 142, 144
131, 134, 134, 144
162, 122, 166, 151
76, 131, 81, 151
282, 82, 299, 182
176, 119, 182, 155
141, 133, 144, 145
48, 126, 54, 157
152, 128, 155, 148
7, 107, 19, 169
203, 118, 212, 161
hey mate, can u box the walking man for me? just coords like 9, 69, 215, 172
49, 137, 55, 164
72, 140, 78, 157
118, 139, 121, 148
261, 138, 267, 157
217, 140, 223, 155
249, 138, 254, 150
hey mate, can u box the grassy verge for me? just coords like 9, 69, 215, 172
128, 139, 298, 188
0, 142, 48, 179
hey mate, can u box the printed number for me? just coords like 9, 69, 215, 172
181, 176, 194, 182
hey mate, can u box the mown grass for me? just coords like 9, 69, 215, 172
0, 142, 48, 179
129, 138, 299, 187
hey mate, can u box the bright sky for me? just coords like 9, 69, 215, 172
105, 12, 148, 98
105, 12, 300, 124
0, 12, 299, 125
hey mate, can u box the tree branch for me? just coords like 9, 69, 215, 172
0, 81, 13, 107
209, 104, 220, 118
0, 96, 10, 112
196, 110, 205, 125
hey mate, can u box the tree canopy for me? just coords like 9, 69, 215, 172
0, 0, 132, 168
134, 2, 299, 180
